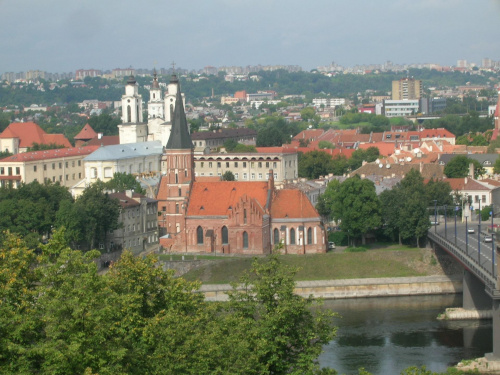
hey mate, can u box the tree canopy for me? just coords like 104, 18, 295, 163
443, 155, 485, 179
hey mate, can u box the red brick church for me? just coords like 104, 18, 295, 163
157, 81, 326, 254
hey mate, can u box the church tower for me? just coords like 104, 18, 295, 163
148, 69, 164, 120
164, 74, 185, 123
158, 80, 194, 251
118, 75, 148, 144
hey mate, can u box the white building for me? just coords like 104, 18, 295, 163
383, 99, 420, 117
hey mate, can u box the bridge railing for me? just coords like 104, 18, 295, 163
427, 230, 496, 289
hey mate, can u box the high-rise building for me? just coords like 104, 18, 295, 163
391, 78, 423, 100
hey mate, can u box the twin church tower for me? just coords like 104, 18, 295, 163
117, 71, 186, 146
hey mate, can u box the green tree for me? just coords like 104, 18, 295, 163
348, 147, 380, 171
443, 155, 485, 179
227, 248, 336, 374
104, 172, 146, 195
26, 142, 66, 152
222, 171, 235, 181
494, 158, 500, 174
299, 150, 334, 179
223, 138, 238, 151
330, 176, 381, 245
318, 140, 335, 149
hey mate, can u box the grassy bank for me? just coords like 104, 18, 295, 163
181, 244, 443, 284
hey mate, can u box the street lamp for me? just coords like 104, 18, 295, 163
434, 200, 438, 233
478, 223, 481, 267
454, 205, 458, 245
465, 215, 469, 255
444, 205, 447, 239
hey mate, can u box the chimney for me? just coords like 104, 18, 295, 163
125, 190, 133, 198
268, 169, 274, 192
98, 133, 103, 139
469, 163, 474, 178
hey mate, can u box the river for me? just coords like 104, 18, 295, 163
318, 294, 492, 374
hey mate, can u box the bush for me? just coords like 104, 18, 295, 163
329, 231, 348, 246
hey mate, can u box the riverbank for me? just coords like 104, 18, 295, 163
198, 275, 463, 301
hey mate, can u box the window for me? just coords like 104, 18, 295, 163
243, 231, 248, 249
59, 162, 62, 169
52, 163, 55, 170
307, 227, 312, 245
226, 162, 230, 168
43, 164, 47, 171
234, 173, 239, 180
104, 167, 112, 178
72, 161, 75, 167
217, 162, 221, 168
15, 167, 20, 175
258, 173, 262, 179
266, 162, 269, 168
72, 174, 75, 180
65, 174, 68, 181
258, 162, 262, 168
175, 204, 179, 214
197, 226, 204, 245
0, 167, 3, 175
201, 162, 204, 168
78, 173, 82, 179
65, 162, 68, 168
244, 209, 247, 224
78, 160, 81, 166
33, 166, 37, 172
274, 228, 280, 244
209, 162, 212, 168
179, 188, 182, 196
290, 228, 296, 245
162, 206, 166, 211
243, 162, 246, 168
52, 176, 55, 182
273, 162, 277, 168
243, 173, 247, 179
222, 226, 228, 244
91, 168, 97, 178
251, 162, 254, 168
482, 195, 486, 203
234, 162, 238, 167
251, 173, 255, 180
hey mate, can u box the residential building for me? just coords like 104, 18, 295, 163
193, 150, 298, 184
0, 122, 71, 154
0, 146, 98, 188
190, 128, 257, 150
383, 99, 420, 117
108, 190, 159, 255
392, 78, 423, 100
75, 69, 102, 80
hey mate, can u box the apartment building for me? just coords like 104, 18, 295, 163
392, 78, 423, 100
193, 151, 298, 184
0, 146, 99, 188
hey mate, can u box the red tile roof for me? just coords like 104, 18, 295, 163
74, 123, 98, 140
358, 142, 395, 157
0, 122, 71, 148
271, 189, 320, 219
0, 146, 99, 162
86, 135, 120, 146
187, 181, 269, 216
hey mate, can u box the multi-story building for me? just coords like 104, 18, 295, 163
0, 146, 98, 188
108, 190, 158, 255
383, 99, 420, 117
392, 78, 423, 100
193, 151, 298, 184
75, 69, 102, 80
312, 98, 346, 108
190, 128, 257, 150
112, 68, 135, 79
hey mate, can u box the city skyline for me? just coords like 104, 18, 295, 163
1, 0, 500, 74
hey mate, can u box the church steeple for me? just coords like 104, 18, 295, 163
166, 82, 192, 150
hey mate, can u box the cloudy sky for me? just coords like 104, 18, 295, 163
1, 0, 499, 73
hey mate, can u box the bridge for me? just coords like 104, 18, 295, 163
427, 220, 500, 361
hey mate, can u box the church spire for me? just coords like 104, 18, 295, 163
166, 82, 192, 150
152, 68, 159, 89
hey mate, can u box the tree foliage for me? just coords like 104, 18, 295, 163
443, 155, 485, 179
104, 172, 146, 195
0, 232, 337, 374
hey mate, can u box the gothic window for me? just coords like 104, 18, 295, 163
290, 228, 296, 245
244, 209, 247, 224
175, 204, 179, 214
197, 226, 204, 245
175, 173, 178, 183
243, 231, 248, 249
273, 228, 280, 245
127, 105, 131, 122
153, 93, 155, 99
222, 226, 228, 244
178, 188, 182, 196
307, 227, 313, 245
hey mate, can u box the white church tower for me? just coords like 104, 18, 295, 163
118, 75, 148, 144
148, 69, 164, 120
164, 74, 185, 123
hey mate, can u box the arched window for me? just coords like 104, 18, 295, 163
307, 227, 313, 245
222, 226, 228, 244
290, 228, 296, 245
197, 226, 204, 245
127, 105, 131, 122
273, 228, 280, 245
243, 231, 248, 249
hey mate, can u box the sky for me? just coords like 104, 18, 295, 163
1, 0, 500, 74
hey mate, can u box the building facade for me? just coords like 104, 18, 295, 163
392, 78, 423, 100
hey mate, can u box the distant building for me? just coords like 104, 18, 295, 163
0, 122, 71, 154
0, 146, 98, 188
75, 69, 102, 80
112, 68, 135, 79
190, 128, 257, 150
392, 78, 423, 100
108, 190, 159, 255
383, 99, 420, 117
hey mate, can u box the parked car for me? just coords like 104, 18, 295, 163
328, 241, 336, 249
484, 236, 493, 243
430, 221, 439, 225
467, 228, 475, 234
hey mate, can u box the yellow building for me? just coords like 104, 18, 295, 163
392, 78, 423, 100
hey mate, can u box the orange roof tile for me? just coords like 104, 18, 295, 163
187, 181, 269, 216
0, 146, 99, 162
0, 122, 71, 148
74, 124, 98, 140
271, 189, 320, 219
358, 142, 395, 157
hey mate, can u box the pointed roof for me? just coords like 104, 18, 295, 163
0, 122, 71, 148
166, 83, 193, 150
74, 123, 98, 141
152, 69, 159, 89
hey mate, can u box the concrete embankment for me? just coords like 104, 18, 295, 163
198, 275, 463, 301
439, 307, 493, 320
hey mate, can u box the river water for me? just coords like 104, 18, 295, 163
318, 294, 492, 374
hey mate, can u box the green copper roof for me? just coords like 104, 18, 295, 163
166, 83, 193, 150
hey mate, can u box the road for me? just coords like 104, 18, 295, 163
431, 221, 497, 277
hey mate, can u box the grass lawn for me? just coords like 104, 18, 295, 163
181, 244, 433, 284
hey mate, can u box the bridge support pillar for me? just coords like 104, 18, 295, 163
487, 299, 500, 360
463, 270, 491, 310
